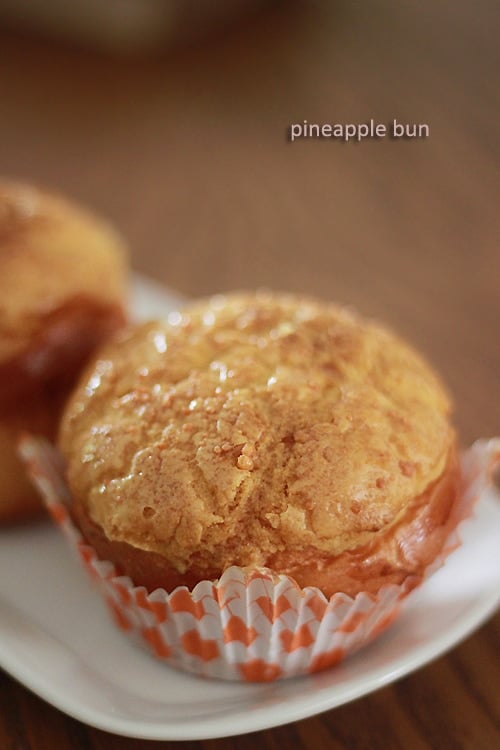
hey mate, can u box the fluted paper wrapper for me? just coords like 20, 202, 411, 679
19, 437, 499, 681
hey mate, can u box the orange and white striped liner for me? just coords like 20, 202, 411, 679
19, 437, 499, 682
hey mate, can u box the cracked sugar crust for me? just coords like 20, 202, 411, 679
59, 291, 456, 577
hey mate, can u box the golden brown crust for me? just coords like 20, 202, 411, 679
74, 448, 459, 597
60, 292, 457, 595
266, 448, 460, 597
0, 180, 128, 522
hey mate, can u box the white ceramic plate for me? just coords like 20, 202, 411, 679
0, 276, 499, 741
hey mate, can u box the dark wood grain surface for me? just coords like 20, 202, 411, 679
0, 1, 499, 747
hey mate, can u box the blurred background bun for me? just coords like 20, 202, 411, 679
0, 180, 128, 522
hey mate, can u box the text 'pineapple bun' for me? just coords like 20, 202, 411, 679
59, 292, 459, 597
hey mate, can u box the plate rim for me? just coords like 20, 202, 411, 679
1, 534, 498, 741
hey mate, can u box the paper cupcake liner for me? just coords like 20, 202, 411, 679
19, 437, 499, 682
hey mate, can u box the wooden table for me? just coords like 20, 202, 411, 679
0, 1, 498, 747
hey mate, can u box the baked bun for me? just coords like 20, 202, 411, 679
0, 180, 127, 522
60, 292, 459, 597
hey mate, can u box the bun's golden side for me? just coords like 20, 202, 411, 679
0, 180, 128, 522
0, 181, 127, 380
60, 292, 459, 597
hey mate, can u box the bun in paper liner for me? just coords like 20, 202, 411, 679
19, 437, 499, 682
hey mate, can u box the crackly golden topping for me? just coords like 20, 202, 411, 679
60, 292, 455, 575
0, 180, 127, 363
